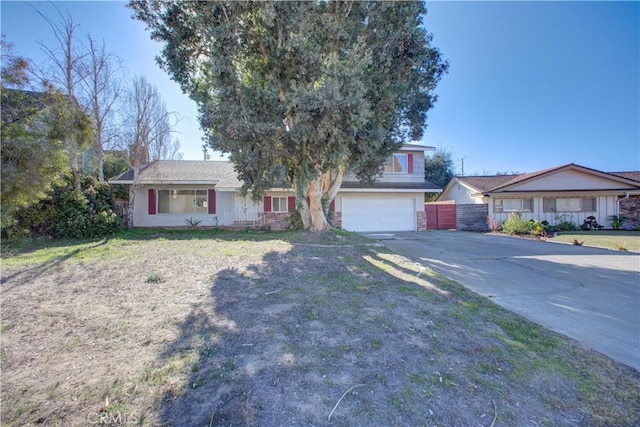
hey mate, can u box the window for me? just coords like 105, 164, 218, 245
158, 189, 208, 214
384, 154, 408, 173
543, 197, 596, 213
272, 196, 288, 213
494, 198, 533, 213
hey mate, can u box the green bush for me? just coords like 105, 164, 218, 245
501, 213, 534, 235
608, 215, 625, 230
12, 175, 121, 239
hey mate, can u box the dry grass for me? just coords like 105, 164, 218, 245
1, 229, 639, 426
548, 230, 640, 252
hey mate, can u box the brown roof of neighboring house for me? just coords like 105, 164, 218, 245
455, 163, 640, 193
609, 171, 640, 182
455, 175, 520, 193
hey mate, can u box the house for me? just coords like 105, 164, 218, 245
435, 163, 640, 231
108, 144, 441, 232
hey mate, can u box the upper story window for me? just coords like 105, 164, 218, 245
384, 154, 409, 174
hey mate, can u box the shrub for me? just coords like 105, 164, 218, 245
11, 174, 121, 239
486, 216, 501, 232
501, 213, 534, 235
608, 215, 625, 230
287, 209, 304, 231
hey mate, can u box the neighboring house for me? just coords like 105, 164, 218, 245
436, 163, 640, 231
108, 144, 440, 232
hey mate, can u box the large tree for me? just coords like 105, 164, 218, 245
36, 5, 125, 182
130, 0, 448, 231
1, 40, 92, 229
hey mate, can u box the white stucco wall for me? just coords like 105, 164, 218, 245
439, 182, 486, 204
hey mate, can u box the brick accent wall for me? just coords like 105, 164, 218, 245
259, 212, 291, 231
619, 196, 640, 229
417, 210, 427, 231
620, 196, 640, 221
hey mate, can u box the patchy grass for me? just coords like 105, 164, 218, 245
1, 230, 638, 426
548, 230, 640, 252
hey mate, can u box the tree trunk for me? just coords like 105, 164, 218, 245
127, 183, 136, 230
307, 178, 329, 232
295, 176, 312, 229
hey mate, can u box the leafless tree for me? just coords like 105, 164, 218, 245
80, 35, 124, 181
122, 76, 181, 227
35, 6, 88, 188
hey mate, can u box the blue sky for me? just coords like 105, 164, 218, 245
2, 1, 638, 175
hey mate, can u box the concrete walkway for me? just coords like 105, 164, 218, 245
366, 230, 640, 371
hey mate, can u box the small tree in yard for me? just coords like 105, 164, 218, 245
130, 0, 448, 231
424, 147, 455, 201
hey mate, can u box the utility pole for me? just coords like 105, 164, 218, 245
459, 157, 465, 176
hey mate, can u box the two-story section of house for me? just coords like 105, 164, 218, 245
331, 144, 440, 232
109, 143, 441, 232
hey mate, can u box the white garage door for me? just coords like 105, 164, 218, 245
342, 197, 415, 232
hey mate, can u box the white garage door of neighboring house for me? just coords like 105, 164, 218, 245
342, 198, 415, 232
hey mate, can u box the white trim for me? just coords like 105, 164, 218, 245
139, 180, 220, 185
339, 188, 438, 193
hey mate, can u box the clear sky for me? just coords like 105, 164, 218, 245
2, 1, 639, 175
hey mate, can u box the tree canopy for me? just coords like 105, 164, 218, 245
130, 0, 448, 230
1, 40, 92, 228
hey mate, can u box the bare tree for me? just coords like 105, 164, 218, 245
35, 6, 88, 188
122, 76, 180, 227
80, 35, 124, 181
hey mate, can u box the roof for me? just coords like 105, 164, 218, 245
609, 171, 640, 182
454, 163, 640, 194
109, 160, 242, 188
454, 175, 520, 193
109, 159, 440, 192
340, 181, 441, 191
398, 143, 435, 152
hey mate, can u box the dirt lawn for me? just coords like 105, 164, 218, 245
1, 229, 639, 426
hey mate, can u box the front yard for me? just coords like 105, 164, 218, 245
1, 229, 639, 426
547, 230, 640, 253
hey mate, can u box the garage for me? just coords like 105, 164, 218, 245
341, 197, 415, 232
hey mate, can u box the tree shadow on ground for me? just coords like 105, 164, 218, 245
0, 239, 109, 289
147, 239, 636, 426
153, 243, 484, 426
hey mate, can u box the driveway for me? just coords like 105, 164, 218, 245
366, 230, 640, 371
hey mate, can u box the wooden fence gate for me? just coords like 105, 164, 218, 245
425, 202, 456, 230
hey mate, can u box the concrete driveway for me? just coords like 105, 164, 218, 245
365, 230, 640, 371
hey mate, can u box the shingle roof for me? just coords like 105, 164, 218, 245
142, 161, 239, 186
108, 160, 243, 188
456, 164, 640, 193
609, 171, 640, 182
455, 175, 520, 193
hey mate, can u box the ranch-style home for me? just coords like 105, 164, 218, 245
433, 163, 640, 231
109, 144, 441, 232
